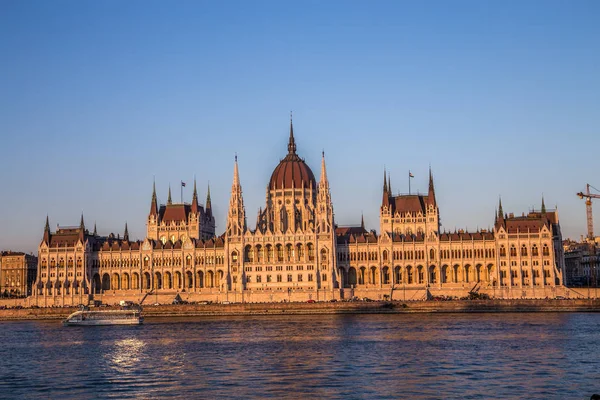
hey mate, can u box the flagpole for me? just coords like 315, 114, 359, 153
409, 171, 411, 195
181, 182, 183, 204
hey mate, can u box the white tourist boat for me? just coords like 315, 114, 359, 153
63, 307, 143, 326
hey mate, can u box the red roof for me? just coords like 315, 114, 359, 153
391, 194, 428, 215
269, 154, 315, 190
159, 204, 191, 223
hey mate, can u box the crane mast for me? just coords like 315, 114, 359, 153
577, 184, 600, 241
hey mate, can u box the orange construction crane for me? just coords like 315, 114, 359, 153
577, 184, 600, 240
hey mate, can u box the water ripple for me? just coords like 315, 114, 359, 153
0, 313, 599, 399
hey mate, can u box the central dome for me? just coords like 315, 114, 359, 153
269, 121, 316, 190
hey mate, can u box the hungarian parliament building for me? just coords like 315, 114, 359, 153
33, 120, 568, 305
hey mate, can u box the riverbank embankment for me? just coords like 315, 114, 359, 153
2, 299, 600, 321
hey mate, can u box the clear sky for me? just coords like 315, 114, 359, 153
1, 0, 599, 254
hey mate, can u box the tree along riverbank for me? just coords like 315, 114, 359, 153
1, 299, 600, 321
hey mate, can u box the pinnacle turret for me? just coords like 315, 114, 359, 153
124, 222, 129, 241
288, 113, 296, 155
319, 151, 329, 188
167, 185, 172, 205
427, 166, 436, 207
150, 179, 158, 217
43, 215, 50, 244
192, 177, 199, 213
206, 183, 212, 216
541, 196, 546, 214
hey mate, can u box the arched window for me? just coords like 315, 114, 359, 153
500, 246, 506, 257
521, 245, 527, 257
532, 245, 539, 256
430, 249, 435, 260
510, 246, 517, 257
542, 244, 550, 256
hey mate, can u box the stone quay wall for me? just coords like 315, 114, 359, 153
1, 299, 600, 321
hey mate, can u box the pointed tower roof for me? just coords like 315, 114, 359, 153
43, 215, 50, 244
150, 179, 158, 217
288, 112, 296, 155
382, 168, 390, 207
541, 196, 546, 214
388, 173, 391, 196
233, 154, 240, 187
191, 176, 199, 213
167, 185, 172, 205
361, 213, 365, 230
268, 116, 316, 190
498, 197, 504, 219
206, 183, 212, 216
124, 222, 129, 241
383, 168, 388, 193
93, 222, 97, 236
319, 151, 328, 185
427, 166, 436, 207
79, 213, 85, 241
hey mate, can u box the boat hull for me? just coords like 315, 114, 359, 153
63, 309, 144, 326
63, 317, 143, 326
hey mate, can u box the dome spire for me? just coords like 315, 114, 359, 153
288, 111, 296, 155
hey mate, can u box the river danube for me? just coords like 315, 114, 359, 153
0, 313, 598, 399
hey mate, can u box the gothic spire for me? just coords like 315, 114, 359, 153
541, 195, 546, 214
319, 151, 328, 187
382, 168, 391, 208
427, 166, 436, 207
233, 154, 240, 187
191, 176, 199, 213
388, 173, 391, 196
167, 185, 172, 205
227, 154, 246, 236
93, 222, 97, 236
383, 168, 388, 193
150, 178, 158, 217
79, 213, 85, 241
287, 112, 296, 155
124, 222, 129, 241
43, 215, 50, 244
361, 213, 365, 230
206, 183, 212, 215
498, 197, 504, 219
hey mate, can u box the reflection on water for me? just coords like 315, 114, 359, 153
0, 313, 599, 399
106, 338, 145, 373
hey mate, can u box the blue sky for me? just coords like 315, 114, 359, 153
1, 0, 599, 253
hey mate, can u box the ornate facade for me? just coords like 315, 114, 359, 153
32, 119, 569, 306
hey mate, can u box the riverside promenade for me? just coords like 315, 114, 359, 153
2, 299, 600, 321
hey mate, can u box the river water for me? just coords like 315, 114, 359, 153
0, 313, 598, 399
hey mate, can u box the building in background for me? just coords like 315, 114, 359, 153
0, 251, 38, 297
32, 119, 569, 306
563, 239, 599, 287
